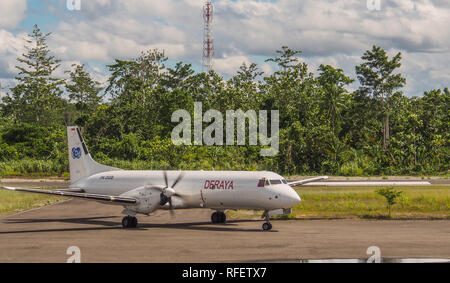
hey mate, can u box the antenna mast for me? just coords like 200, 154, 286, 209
203, 0, 214, 72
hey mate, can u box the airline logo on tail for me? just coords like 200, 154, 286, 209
71, 147, 82, 159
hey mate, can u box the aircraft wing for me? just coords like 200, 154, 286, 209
287, 176, 329, 187
0, 187, 137, 204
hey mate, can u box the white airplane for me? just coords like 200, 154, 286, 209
1, 126, 328, 231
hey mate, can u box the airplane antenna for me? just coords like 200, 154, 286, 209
203, 0, 214, 73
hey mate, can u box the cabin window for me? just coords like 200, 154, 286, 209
282, 179, 288, 184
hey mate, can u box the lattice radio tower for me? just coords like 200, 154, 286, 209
203, 0, 214, 72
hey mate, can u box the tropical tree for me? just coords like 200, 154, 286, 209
65, 64, 103, 117
105, 49, 168, 138
2, 25, 64, 126
355, 46, 406, 152
316, 64, 354, 135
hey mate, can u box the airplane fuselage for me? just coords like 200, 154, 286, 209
1, 126, 324, 230
72, 170, 301, 212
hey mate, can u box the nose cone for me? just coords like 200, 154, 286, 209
282, 187, 301, 208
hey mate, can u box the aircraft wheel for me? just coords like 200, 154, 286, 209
211, 212, 219, 224
262, 222, 272, 231
131, 217, 138, 228
219, 212, 226, 223
122, 216, 130, 228
212, 212, 226, 224
122, 216, 138, 228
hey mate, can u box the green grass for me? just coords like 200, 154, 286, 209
0, 190, 65, 215
0, 159, 67, 178
229, 186, 450, 220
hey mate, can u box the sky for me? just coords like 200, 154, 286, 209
0, 0, 449, 98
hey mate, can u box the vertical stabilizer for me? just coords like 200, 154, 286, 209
67, 126, 120, 184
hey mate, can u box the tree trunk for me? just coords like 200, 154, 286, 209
414, 134, 417, 166
383, 100, 390, 151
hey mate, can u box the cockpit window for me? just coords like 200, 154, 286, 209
257, 178, 272, 188
257, 179, 266, 188
258, 178, 285, 187
270, 179, 282, 185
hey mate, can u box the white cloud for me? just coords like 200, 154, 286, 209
214, 54, 251, 76
0, 0, 27, 28
0, 79, 8, 98
260, 63, 273, 76
400, 50, 450, 96
0, 77, 17, 98
213, 0, 450, 57
49, 1, 450, 61
49, 2, 194, 63
0, 29, 27, 79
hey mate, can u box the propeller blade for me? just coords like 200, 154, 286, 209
169, 198, 175, 218
161, 171, 182, 218
171, 172, 185, 188
163, 171, 168, 188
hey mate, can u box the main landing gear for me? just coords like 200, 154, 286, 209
122, 215, 138, 228
211, 211, 227, 224
262, 212, 273, 231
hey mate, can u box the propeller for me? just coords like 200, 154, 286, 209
160, 171, 184, 217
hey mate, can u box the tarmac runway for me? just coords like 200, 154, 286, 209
0, 199, 449, 263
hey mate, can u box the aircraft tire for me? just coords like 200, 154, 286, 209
218, 212, 226, 223
122, 216, 138, 228
211, 212, 219, 223
262, 223, 272, 231
122, 216, 130, 228
131, 217, 138, 228
212, 212, 226, 224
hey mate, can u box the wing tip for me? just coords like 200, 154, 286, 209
1, 187, 16, 191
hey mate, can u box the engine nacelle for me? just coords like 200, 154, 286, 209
120, 186, 162, 215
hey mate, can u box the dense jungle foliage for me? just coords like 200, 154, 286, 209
0, 25, 448, 177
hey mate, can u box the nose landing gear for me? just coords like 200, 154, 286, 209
122, 216, 138, 228
211, 211, 227, 224
262, 211, 273, 231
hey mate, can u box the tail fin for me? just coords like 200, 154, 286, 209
67, 126, 120, 184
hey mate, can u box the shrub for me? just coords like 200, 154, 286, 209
376, 187, 403, 217
0, 143, 18, 161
